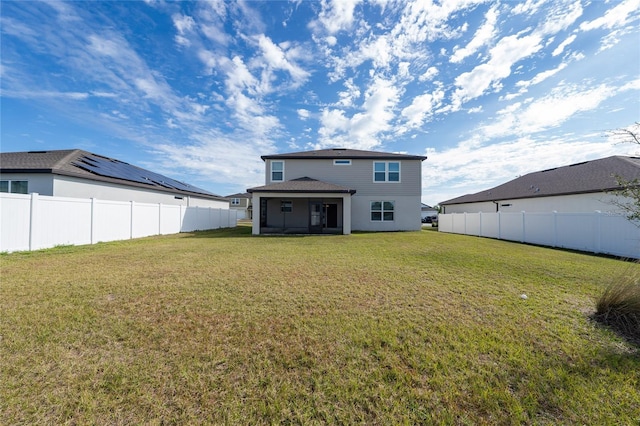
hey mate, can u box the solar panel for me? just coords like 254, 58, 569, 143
71, 154, 217, 197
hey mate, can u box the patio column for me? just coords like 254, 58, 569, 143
343, 194, 352, 235
251, 194, 260, 235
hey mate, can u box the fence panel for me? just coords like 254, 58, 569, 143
132, 202, 160, 239
160, 204, 182, 235
555, 213, 597, 253
33, 196, 92, 250
523, 213, 555, 247
600, 214, 640, 258
480, 213, 500, 239
499, 212, 524, 242
94, 199, 132, 243
0, 193, 236, 253
438, 211, 639, 259
0, 194, 32, 251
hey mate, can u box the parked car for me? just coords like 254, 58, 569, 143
422, 215, 437, 224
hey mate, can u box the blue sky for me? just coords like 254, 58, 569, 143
1, 0, 639, 205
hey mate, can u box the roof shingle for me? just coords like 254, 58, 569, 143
247, 177, 356, 194
441, 156, 640, 205
261, 148, 427, 161
0, 149, 224, 200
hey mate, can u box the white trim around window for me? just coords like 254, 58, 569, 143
370, 200, 395, 222
0, 179, 28, 194
333, 159, 352, 165
271, 160, 284, 182
373, 161, 400, 182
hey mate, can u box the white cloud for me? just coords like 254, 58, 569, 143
419, 66, 439, 82
481, 82, 617, 139
552, 34, 577, 56
311, 0, 362, 35
423, 135, 632, 204
580, 0, 640, 31
450, 5, 499, 64
515, 62, 568, 89
401, 89, 445, 128
318, 77, 399, 149
297, 109, 310, 120
255, 34, 310, 89
452, 33, 544, 108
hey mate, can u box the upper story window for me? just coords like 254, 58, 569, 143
333, 159, 351, 165
271, 161, 284, 182
373, 161, 400, 182
0, 180, 28, 194
231, 198, 240, 205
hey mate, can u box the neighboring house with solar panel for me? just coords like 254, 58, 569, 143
439, 156, 640, 214
225, 192, 252, 220
0, 149, 228, 208
247, 148, 427, 235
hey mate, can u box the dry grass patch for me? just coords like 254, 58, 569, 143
1, 226, 639, 424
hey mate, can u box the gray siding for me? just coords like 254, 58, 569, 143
265, 158, 421, 196
0, 173, 54, 195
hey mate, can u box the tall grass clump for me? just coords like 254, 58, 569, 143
595, 261, 640, 344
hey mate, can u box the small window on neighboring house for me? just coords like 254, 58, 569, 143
334, 159, 351, 165
373, 161, 400, 182
281, 201, 292, 212
271, 161, 284, 182
0, 180, 28, 194
370, 201, 394, 221
231, 198, 240, 205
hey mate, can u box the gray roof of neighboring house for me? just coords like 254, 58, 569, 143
225, 192, 252, 199
247, 177, 356, 194
440, 155, 640, 205
261, 148, 427, 161
0, 149, 225, 200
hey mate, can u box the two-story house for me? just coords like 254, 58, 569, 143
247, 148, 427, 235
225, 192, 253, 219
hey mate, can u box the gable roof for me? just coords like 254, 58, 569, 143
0, 149, 225, 200
225, 192, 251, 199
247, 177, 356, 194
440, 155, 640, 205
261, 148, 427, 161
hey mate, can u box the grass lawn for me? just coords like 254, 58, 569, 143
1, 225, 639, 424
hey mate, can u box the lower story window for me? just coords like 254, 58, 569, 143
371, 200, 394, 221
0, 180, 28, 194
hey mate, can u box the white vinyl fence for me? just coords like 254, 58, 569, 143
1, 193, 238, 253
438, 211, 640, 259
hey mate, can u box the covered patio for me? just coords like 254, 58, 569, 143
247, 177, 356, 235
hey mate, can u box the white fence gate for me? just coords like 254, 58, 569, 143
1, 193, 238, 253
438, 211, 639, 259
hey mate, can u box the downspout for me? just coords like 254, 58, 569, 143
492, 201, 499, 212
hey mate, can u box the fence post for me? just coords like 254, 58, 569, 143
552, 211, 557, 247
158, 203, 162, 235
479, 211, 483, 237
130, 201, 135, 239
29, 193, 39, 251
463, 212, 467, 234
91, 198, 97, 244
497, 211, 501, 240
521, 211, 525, 243
595, 211, 601, 254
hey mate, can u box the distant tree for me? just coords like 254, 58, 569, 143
608, 122, 640, 223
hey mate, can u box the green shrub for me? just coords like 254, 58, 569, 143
595, 262, 640, 343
